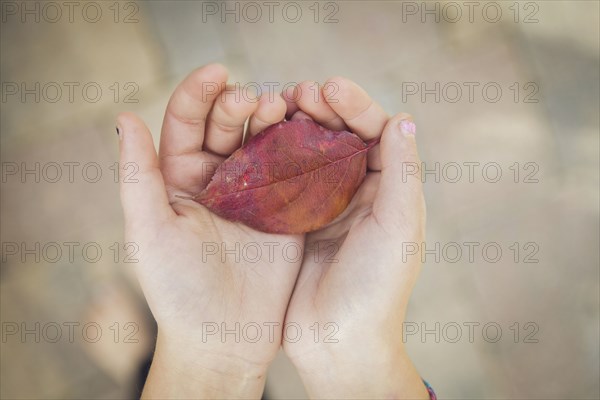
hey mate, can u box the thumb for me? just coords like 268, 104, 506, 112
373, 113, 425, 234
117, 112, 175, 229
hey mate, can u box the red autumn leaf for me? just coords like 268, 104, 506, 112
195, 119, 377, 234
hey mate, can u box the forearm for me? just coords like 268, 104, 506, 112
142, 333, 267, 400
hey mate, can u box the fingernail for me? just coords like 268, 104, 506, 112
400, 119, 416, 136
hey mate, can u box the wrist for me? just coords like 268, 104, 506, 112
291, 343, 429, 399
142, 332, 268, 399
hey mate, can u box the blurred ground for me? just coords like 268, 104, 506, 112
1, 1, 598, 399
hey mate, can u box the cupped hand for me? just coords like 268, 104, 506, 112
281, 79, 429, 399
117, 64, 303, 398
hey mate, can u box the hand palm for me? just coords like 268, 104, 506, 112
279, 84, 425, 370
119, 65, 303, 366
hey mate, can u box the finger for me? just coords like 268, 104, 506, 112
158, 64, 227, 196
372, 113, 425, 233
322, 77, 388, 140
247, 92, 287, 138
204, 85, 259, 155
160, 150, 222, 198
282, 85, 300, 119
290, 110, 313, 121
295, 81, 347, 130
159, 63, 228, 158
117, 112, 175, 228
323, 77, 388, 170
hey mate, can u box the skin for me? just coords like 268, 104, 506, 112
117, 64, 428, 399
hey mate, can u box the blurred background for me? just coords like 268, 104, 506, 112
1, 0, 598, 399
